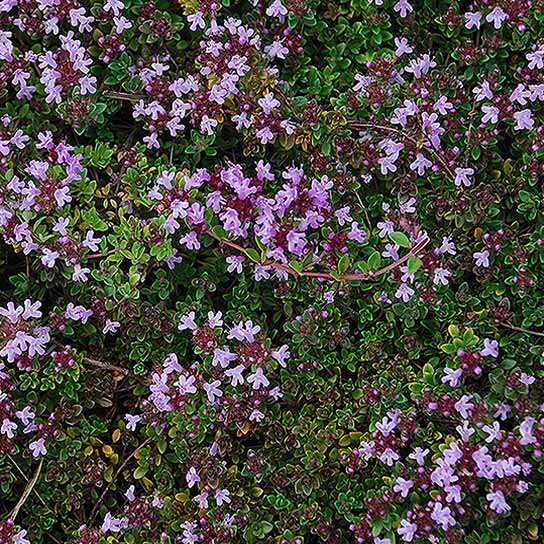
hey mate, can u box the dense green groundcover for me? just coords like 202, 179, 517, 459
1, 0, 544, 542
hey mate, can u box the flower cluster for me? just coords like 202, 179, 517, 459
1, 0, 544, 543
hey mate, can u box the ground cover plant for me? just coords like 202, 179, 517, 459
1, 0, 544, 542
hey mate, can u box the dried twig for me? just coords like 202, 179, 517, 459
9, 459, 43, 521
82, 356, 151, 385
7, 455, 47, 508
496, 321, 544, 338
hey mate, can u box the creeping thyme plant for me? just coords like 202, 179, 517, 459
1, 0, 544, 542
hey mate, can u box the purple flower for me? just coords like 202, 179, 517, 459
486, 490, 511, 514
215, 488, 231, 506
397, 519, 417, 542
442, 367, 463, 388
203, 380, 223, 403
431, 502, 456, 530
454, 167, 474, 187
186, 467, 200, 488
473, 250, 490, 268
393, 477, 414, 498
247, 367, 270, 390
29, 437, 47, 458
480, 338, 499, 357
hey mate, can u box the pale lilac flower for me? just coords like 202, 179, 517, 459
1, 418, 17, 438
215, 488, 231, 506
179, 312, 197, 331
186, 467, 200, 488
455, 395, 474, 418
481, 105, 499, 124
473, 250, 490, 268
513, 109, 534, 131
125, 414, 141, 431
481, 338, 498, 357
247, 367, 270, 390
41, 248, 59, 268
442, 367, 463, 387
454, 167, 474, 187
397, 519, 417, 542
29, 437, 47, 457
13, 530, 30, 544
394, 37, 413, 57
465, 11, 482, 30
203, 380, 223, 403
394, 477, 414, 498
101, 512, 125, 533
103, 319, 120, 334
272, 345, 290, 367
486, 6, 508, 29
72, 263, 90, 282
486, 490, 510, 514
431, 502, 456, 530
483, 421, 502, 443
519, 417, 536, 445
177, 374, 197, 395
225, 364, 245, 386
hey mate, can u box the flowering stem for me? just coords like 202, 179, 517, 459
348, 121, 456, 180
206, 231, 429, 282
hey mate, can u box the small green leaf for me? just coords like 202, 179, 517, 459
337, 255, 350, 274
407, 256, 421, 274
390, 232, 410, 248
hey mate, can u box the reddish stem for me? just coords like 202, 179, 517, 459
206, 231, 429, 282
